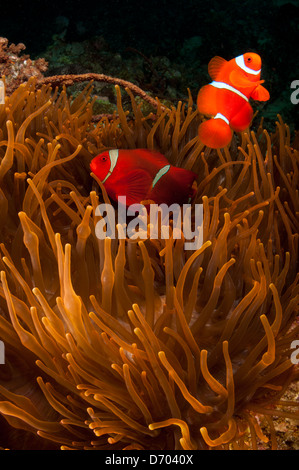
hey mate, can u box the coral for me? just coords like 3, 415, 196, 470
35, 73, 164, 111
0, 38, 48, 95
0, 34, 165, 115
0, 78, 298, 450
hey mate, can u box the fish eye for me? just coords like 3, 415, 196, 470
101, 156, 107, 162
247, 57, 252, 62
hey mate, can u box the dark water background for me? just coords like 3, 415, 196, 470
1, 0, 299, 129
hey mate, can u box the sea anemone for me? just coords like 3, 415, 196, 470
0, 78, 298, 450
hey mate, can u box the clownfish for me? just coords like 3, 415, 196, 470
90, 149, 197, 207
197, 52, 270, 149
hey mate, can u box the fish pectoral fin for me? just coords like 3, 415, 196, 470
251, 85, 270, 101
229, 70, 260, 88
208, 56, 227, 79
115, 170, 152, 206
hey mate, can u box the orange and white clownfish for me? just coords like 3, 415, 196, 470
197, 52, 270, 149
90, 148, 197, 207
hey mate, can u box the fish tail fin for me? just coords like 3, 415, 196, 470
198, 117, 233, 149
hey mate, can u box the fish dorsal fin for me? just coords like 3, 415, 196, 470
115, 169, 152, 206
208, 56, 227, 79
137, 149, 169, 167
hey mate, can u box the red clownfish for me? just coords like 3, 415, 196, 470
90, 149, 197, 207
197, 52, 270, 149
